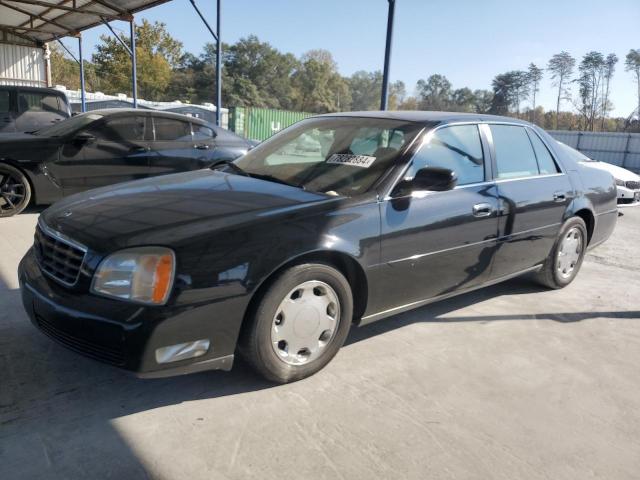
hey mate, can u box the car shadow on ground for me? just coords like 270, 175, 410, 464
2, 273, 639, 477
2, 273, 638, 428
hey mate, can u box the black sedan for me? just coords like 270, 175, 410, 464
18, 112, 617, 383
0, 109, 252, 216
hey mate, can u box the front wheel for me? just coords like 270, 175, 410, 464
534, 217, 588, 289
240, 263, 353, 383
0, 164, 31, 217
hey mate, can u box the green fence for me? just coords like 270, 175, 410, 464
229, 107, 312, 141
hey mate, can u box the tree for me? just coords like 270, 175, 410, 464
548, 51, 576, 128
511, 70, 530, 114
49, 43, 99, 92
388, 81, 406, 110
292, 52, 349, 113
221, 36, 299, 109
472, 89, 493, 113
576, 51, 605, 131
626, 49, 640, 122
490, 71, 528, 115
600, 53, 618, 129
416, 74, 452, 110
92, 19, 183, 100
527, 63, 543, 124
295, 49, 350, 112
451, 87, 475, 112
349, 71, 382, 110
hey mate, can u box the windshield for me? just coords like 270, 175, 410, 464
33, 113, 104, 137
556, 141, 596, 162
234, 117, 423, 196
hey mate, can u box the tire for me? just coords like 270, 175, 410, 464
0, 164, 31, 217
534, 217, 588, 289
240, 263, 353, 383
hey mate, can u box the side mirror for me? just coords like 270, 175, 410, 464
73, 132, 96, 144
395, 166, 458, 195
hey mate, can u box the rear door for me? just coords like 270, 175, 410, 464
147, 116, 205, 175
375, 124, 500, 314
15, 90, 67, 132
487, 124, 574, 278
57, 114, 152, 194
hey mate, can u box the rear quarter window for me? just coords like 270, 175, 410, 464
527, 130, 560, 174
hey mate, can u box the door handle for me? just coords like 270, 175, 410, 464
553, 192, 566, 202
472, 203, 493, 217
194, 144, 210, 150
130, 146, 149, 153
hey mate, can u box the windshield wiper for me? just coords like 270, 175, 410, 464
248, 173, 305, 190
210, 159, 250, 177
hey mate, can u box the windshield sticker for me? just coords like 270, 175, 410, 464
326, 154, 376, 168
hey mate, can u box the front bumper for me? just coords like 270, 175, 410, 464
18, 248, 238, 378
616, 185, 640, 207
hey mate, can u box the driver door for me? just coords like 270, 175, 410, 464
372, 124, 499, 316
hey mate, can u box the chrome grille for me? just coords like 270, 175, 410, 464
625, 180, 640, 190
34, 224, 86, 286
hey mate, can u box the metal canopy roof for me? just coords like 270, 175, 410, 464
0, 0, 172, 44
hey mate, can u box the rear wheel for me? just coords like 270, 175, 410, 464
240, 263, 353, 383
0, 164, 31, 217
535, 217, 587, 289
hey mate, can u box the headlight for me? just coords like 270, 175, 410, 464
91, 247, 175, 305
615, 178, 625, 187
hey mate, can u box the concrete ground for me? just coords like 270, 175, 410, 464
1, 206, 639, 480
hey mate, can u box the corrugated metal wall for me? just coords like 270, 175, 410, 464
0, 41, 46, 87
548, 130, 640, 173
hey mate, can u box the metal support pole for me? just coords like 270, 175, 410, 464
78, 35, 86, 113
130, 18, 138, 108
380, 0, 395, 111
215, 0, 222, 126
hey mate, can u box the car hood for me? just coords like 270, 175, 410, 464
0, 132, 54, 150
41, 170, 334, 252
581, 161, 639, 182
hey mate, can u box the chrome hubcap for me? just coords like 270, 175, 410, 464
557, 227, 583, 279
271, 280, 340, 365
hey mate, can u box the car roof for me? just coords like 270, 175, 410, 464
0, 85, 68, 96
317, 110, 531, 126
76, 108, 210, 125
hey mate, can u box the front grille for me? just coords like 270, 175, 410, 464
625, 180, 640, 190
36, 314, 126, 366
34, 225, 86, 286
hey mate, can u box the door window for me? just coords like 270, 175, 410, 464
526, 129, 559, 175
92, 116, 147, 141
0, 91, 10, 113
192, 124, 214, 140
407, 124, 485, 185
154, 117, 192, 141
17, 92, 65, 115
490, 125, 540, 179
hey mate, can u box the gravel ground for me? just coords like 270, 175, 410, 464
1, 206, 639, 480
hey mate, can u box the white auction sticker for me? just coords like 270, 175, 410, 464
326, 154, 376, 168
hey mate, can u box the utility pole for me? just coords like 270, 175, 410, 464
380, 0, 396, 110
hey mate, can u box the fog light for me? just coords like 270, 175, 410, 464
155, 339, 210, 364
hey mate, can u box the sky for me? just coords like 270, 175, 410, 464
71, 0, 640, 117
